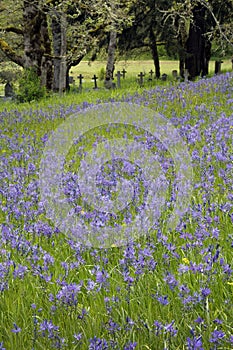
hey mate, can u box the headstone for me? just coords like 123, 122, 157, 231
121, 68, 127, 79
161, 73, 167, 81
69, 76, 75, 85
115, 71, 123, 88
5, 81, 14, 97
184, 69, 189, 82
172, 70, 178, 80
138, 72, 145, 87
215, 60, 223, 75
92, 74, 98, 89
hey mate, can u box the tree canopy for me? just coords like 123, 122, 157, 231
0, 0, 232, 90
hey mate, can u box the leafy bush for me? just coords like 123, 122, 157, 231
17, 68, 46, 103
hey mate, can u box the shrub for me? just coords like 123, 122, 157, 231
17, 68, 46, 103
99, 67, 106, 81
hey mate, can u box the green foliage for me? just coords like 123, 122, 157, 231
99, 67, 106, 80
17, 68, 46, 103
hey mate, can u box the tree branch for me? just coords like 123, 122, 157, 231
0, 39, 24, 67
199, 0, 233, 49
1, 27, 24, 35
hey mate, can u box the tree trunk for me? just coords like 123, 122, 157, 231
177, 18, 189, 78
149, 29, 160, 78
40, 12, 53, 90
185, 5, 210, 79
23, 1, 43, 75
51, 11, 67, 93
179, 57, 185, 78
59, 13, 67, 94
104, 31, 117, 89
51, 13, 61, 92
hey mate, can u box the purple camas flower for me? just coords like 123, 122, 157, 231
209, 330, 225, 344
88, 336, 109, 350
156, 294, 169, 305
11, 323, 21, 333
153, 320, 164, 336
163, 273, 178, 290
96, 269, 109, 285
39, 319, 59, 338
186, 335, 203, 350
13, 264, 28, 279
194, 317, 204, 324
123, 341, 137, 350
125, 316, 135, 331
0, 342, 6, 350
164, 320, 177, 336
201, 287, 211, 297
73, 333, 82, 343
106, 318, 121, 334
56, 282, 82, 306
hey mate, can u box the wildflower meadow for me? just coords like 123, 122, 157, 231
0, 73, 233, 349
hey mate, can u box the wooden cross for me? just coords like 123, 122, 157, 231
138, 72, 145, 87
77, 74, 84, 89
149, 69, 154, 79
148, 69, 154, 83
115, 70, 123, 88
92, 74, 98, 89
121, 68, 127, 79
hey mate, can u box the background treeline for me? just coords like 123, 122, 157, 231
0, 0, 232, 93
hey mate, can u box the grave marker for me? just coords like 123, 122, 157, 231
172, 70, 178, 80
138, 72, 145, 87
92, 74, 98, 89
161, 73, 167, 81
5, 81, 14, 97
148, 69, 154, 81
121, 68, 127, 79
77, 74, 84, 90
115, 71, 123, 88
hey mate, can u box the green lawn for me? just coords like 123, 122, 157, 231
71, 59, 233, 79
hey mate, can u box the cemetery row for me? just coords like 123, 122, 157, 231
71, 69, 195, 90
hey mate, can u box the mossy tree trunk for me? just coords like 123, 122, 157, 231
51, 11, 67, 93
104, 31, 117, 89
23, 1, 53, 89
23, 1, 43, 74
